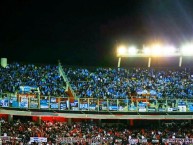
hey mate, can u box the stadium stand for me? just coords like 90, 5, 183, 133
0, 63, 66, 96
1, 62, 193, 100
1, 63, 193, 112
0, 119, 193, 144
1, 62, 193, 144
65, 67, 193, 99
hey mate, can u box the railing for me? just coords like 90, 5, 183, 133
0, 93, 193, 112
2, 136, 193, 144
58, 62, 77, 98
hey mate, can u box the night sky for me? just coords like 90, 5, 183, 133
1, 0, 193, 67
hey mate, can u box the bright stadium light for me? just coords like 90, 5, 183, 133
117, 45, 127, 55
162, 45, 176, 55
128, 46, 137, 55
116, 42, 193, 68
151, 44, 162, 55
181, 44, 193, 55
143, 46, 151, 55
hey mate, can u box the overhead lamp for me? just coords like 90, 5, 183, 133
128, 46, 137, 55
181, 44, 193, 55
117, 45, 127, 55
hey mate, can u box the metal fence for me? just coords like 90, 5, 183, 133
0, 93, 192, 112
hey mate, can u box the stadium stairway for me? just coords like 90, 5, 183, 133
58, 62, 76, 102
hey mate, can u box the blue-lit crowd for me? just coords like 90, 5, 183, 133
0, 63, 65, 96
1, 62, 193, 100
66, 67, 193, 99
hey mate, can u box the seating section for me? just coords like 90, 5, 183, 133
0, 63, 66, 96
1, 63, 193, 100
65, 67, 193, 99
0, 119, 192, 144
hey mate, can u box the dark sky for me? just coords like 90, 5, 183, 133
1, 0, 193, 67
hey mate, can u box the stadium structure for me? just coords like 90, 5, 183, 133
0, 43, 193, 144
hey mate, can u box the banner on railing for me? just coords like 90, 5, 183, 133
178, 102, 187, 112
162, 138, 193, 144
0, 136, 10, 142
55, 137, 193, 144
30, 137, 47, 143
168, 107, 178, 112
30, 97, 38, 109
79, 99, 88, 110
189, 103, 193, 112
19, 94, 29, 108
56, 137, 113, 144
19, 86, 39, 93
10, 94, 19, 108
50, 97, 59, 109
70, 100, 79, 110
139, 139, 147, 143
128, 139, 138, 144
40, 98, 49, 109
2, 94, 193, 113
109, 105, 117, 111
138, 103, 147, 112
18, 94, 37, 109
0, 97, 9, 107
89, 104, 97, 111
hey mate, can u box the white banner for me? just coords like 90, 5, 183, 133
178, 106, 186, 112
30, 137, 47, 143
20, 96, 28, 108
19, 86, 39, 93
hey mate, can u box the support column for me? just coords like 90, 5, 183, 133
130, 119, 134, 126
98, 119, 101, 126
0, 122, 1, 136
148, 57, 151, 68
179, 56, 182, 67
158, 120, 161, 128
118, 57, 121, 68
127, 120, 130, 125
0, 122, 2, 145
188, 120, 191, 125
38, 117, 41, 125
8, 115, 13, 122
68, 118, 72, 125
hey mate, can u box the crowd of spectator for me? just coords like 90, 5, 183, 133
0, 63, 66, 96
65, 67, 193, 99
1, 118, 193, 144
1, 62, 193, 100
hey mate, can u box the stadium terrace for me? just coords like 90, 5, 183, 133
1, 60, 193, 144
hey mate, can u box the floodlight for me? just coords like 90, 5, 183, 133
117, 45, 127, 55
116, 42, 193, 68
151, 44, 162, 55
128, 46, 137, 55
143, 47, 151, 55
181, 44, 193, 55
162, 45, 176, 55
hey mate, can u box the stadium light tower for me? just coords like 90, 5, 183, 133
117, 45, 127, 68
116, 43, 193, 68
